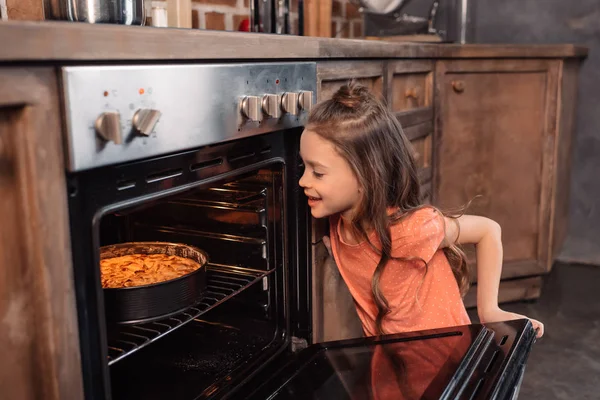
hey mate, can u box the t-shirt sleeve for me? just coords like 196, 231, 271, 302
390, 207, 445, 266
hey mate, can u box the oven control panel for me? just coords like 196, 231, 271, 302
61, 63, 317, 172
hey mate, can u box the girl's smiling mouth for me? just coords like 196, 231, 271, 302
307, 196, 322, 207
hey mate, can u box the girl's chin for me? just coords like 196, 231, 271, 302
309, 207, 331, 219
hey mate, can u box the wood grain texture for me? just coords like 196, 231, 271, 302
387, 61, 434, 113
6, 0, 43, 21
0, 68, 83, 399
550, 60, 581, 263
463, 276, 542, 309
434, 59, 558, 269
317, 61, 385, 103
410, 133, 432, 170
303, 0, 332, 38
396, 107, 434, 128
403, 121, 432, 141
0, 21, 588, 62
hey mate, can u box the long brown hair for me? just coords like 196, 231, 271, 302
306, 81, 470, 335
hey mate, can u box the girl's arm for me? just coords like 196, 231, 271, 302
442, 215, 544, 338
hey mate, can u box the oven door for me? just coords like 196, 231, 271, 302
238, 319, 536, 400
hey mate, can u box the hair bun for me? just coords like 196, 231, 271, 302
332, 80, 370, 109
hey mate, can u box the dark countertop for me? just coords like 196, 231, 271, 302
0, 21, 588, 63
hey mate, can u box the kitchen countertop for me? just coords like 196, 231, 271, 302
0, 20, 588, 62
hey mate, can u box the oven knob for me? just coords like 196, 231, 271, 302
94, 111, 122, 144
262, 94, 282, 118
240, 96, 261, 121
298, 91, 314, 112
132, 109, 162, 136
281, 92, 299, 115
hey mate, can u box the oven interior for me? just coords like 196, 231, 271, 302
68, 131, 310, 399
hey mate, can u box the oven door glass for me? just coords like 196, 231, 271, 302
243, 320, 536, 400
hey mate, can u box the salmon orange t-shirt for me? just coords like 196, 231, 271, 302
329, 207, 470, 337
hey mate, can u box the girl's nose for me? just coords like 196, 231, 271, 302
299, 169, 308, 188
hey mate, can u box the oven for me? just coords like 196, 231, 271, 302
60, 62, 536, 400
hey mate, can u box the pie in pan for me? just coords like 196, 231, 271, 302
101, 253, 202, 288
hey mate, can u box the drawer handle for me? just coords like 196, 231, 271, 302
452, 80, 465, 93
405, 87, 419, 99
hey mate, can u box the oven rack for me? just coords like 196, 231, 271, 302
106, 265, 271, 366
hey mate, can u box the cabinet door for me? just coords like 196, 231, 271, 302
0, 68, 83, 399
434, 59, 560, 281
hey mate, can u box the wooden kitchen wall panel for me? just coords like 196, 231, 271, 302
317, 61, 385, 102
463, 276, 542, 309
387, 60, 433, 112
0, 68, 83, 399
434, 59, 560, 271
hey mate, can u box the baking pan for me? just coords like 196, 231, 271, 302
100, 242, 208, 325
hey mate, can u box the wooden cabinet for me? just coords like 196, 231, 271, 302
312, 57, 582, 320
387, 61, 435, 200
433, 59, 579, 307
0, 68, 83, 399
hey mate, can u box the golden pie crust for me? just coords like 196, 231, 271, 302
101, 253, 202, 289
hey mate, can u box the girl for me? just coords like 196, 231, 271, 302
298, 81, 544, 340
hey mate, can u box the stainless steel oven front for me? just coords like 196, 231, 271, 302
62, 62, 316, 399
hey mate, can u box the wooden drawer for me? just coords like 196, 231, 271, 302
317, 61, 385, 102
388, 60, 433, 113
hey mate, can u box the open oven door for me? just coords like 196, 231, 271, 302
239, 319, 536, 400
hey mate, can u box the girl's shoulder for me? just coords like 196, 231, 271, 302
391, 206, 443, 230
390, 206, 445, 249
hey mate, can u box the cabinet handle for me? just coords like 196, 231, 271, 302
405, 87, 419, 99
451, 80, 465, 93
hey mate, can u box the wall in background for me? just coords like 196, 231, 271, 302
2, 0, 363, 38
331, 0, 363, 38
473, 0, 600, 265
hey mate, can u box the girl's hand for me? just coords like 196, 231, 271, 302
479, 307, 544, 338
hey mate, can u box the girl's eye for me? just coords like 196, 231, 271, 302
313, 171, 324, 179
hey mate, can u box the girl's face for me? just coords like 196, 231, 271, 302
299, 129, 362, 220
